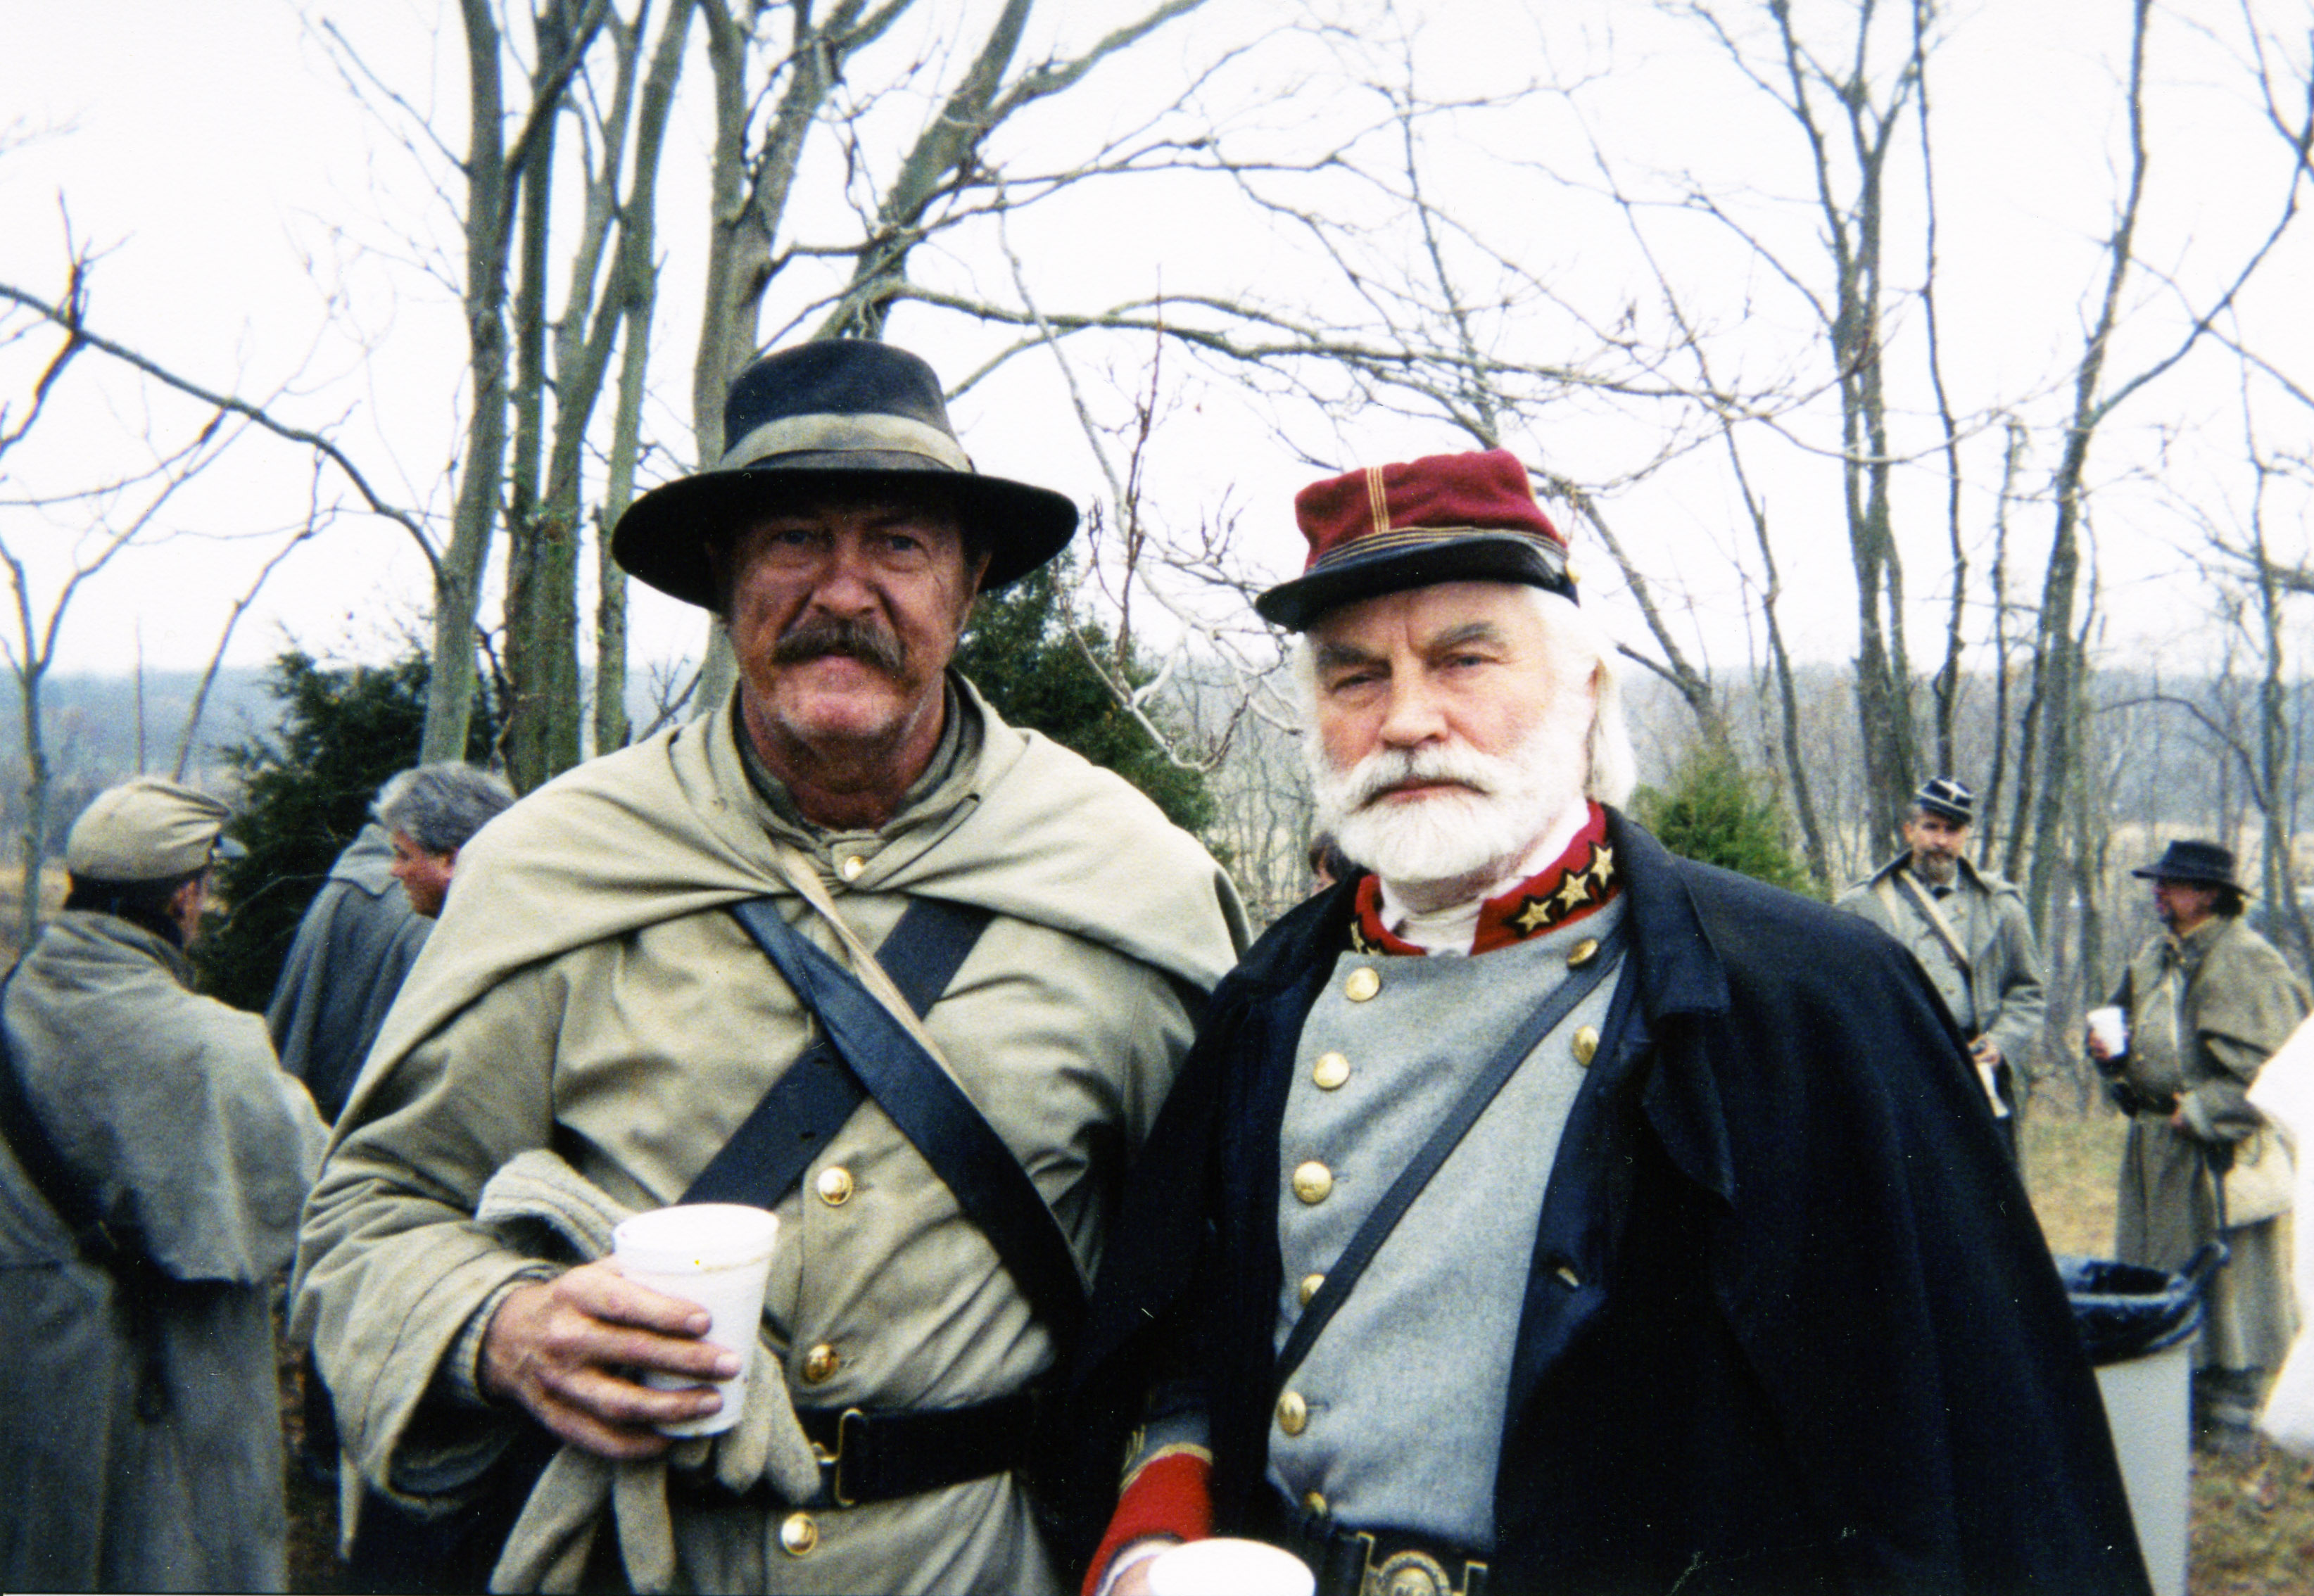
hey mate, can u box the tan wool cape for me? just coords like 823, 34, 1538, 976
0, 912, 327, 1593
295, 683, 1246, 1594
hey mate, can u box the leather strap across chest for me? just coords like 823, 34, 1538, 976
1273, 918, 1631, 1391
697, 894, 1088, 1348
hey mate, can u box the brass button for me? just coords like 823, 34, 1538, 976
1303, 1489, 1328, 1515
802, 1343, 840, 1384
780, 1512, 818, 1555
1292, 1161, 1334, 1205
1555, 1264, 1582, 1289
1277, 1389, 1308, 1436
1344, 967, 1381, 1002
1298, 1272, 1325, 1306
1312, 1052, 1350, 1090
839, 854, 867, 882
1568, 937, 1600, 968
815, 1166, 854, 1206
1572, 1025, 1600, 1068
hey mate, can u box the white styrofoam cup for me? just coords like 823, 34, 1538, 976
610, 1203, 779, 1437
1146, 1538, 1316, 1596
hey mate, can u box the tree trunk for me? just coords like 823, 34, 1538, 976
420, 0, 517, 763
499, 4, 567, 792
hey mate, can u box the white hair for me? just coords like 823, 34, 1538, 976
375, 763, 517, 855
1288, 581, 1638, 806
1524, 586, 1638, 808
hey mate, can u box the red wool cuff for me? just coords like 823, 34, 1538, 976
1082, 1450, 1213, 1596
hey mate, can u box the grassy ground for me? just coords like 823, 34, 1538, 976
2023, 1110, 2314, 1596
276, 1112, 2310, 1592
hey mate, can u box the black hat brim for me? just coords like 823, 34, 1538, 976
1254, 532, 1575, 633
2129, 863, 2246, 889
612, 460, 1078, 609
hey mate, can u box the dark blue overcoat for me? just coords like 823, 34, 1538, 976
1070, 811, 2149, 1596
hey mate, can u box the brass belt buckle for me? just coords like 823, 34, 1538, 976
1358, 1540, 1487, 1596
809, 1407, 870, 1508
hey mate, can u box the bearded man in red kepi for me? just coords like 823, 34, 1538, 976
1070, 449, 2151, 1596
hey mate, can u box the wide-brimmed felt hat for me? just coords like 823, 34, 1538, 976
65, 778, 243, 883
612, 341, 1078, 609
2130, 838, 2244, 892
1255, 449, 1574, 633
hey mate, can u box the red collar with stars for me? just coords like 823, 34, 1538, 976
1351, 802, 1619, 956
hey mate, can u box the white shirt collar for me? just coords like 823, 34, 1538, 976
1376, 802, 1592, 956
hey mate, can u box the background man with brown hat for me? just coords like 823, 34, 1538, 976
0, 777, 327, 1592
296, 339, 1245, 1593
1837, 775, 2047, 1161
1072, 450, 2144, 1596
2089, 838, 2306, 1433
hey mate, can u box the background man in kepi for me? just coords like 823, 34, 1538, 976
1073, 450, 2145, 1596
0, 778, 327, 1592
1837, 775, 2047, 1160
2089, 839, 2306, 1433
296, 339, 1244, 1593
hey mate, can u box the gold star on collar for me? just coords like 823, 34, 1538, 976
1512, 897, 1556, 935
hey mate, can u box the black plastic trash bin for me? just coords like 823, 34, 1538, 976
2055, 1243, 2224, 1596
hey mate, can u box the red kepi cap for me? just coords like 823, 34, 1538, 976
1253, 449, 1574, 632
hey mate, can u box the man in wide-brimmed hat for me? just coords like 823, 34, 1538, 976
1072, 450, 2147, 1596
1837, 775, 2047, 1162
297, 340, 1245, 1593
2091, 838, 2307, 1433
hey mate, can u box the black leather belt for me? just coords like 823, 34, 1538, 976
1263, 1494, 1491, 1596
799, 1391, 1037, 1507
668, 1390, 1039, 1512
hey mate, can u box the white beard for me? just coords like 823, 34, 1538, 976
1308, 693, 1593, 906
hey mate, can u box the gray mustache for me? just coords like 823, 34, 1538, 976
772, 616, 906, 674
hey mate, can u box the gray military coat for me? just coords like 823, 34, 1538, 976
0, 912, 326, 1591
267, 824, 429, 1120
1837, 853, 2048, 1070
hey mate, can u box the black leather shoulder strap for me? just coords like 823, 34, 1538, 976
1273, 918, 1631, 1388
684, 896, 992, 1209
719, 894, 1087, 1346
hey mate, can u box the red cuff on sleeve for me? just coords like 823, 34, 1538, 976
1082, 1450, 1213, 1596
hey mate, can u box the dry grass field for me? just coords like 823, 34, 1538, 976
272, 1110, 2313, 1593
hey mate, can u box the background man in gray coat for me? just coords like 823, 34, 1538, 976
1837, 775, 2047, 1159
270, 763, 514, 1122
267, 762, 513, 1574
0, 778, 327, 1592
376, 763, 517, 921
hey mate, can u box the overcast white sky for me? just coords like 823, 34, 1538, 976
1, 0, 2308, 699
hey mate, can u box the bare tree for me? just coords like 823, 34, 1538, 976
1655, 0, 1933, 854
2006, 0, 2314, 928
0, 254, 261, 944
